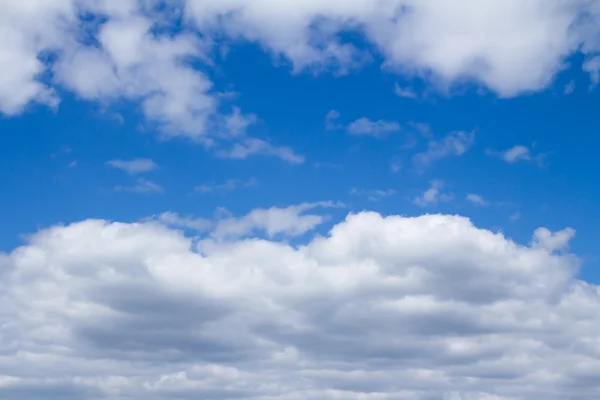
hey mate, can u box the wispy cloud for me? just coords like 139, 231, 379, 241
466, 193, 489, 206
107, 158, 158, 175
195, 178, 258, 194
115, 178, 163, 194
325, 110, 401, 138
413, 131, 475, 170
486, 144, 547, 165
394, 83, 418, 99
350, 188, 396, 202
218, 138, 305, 164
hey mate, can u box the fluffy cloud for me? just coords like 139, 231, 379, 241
2, 211, 600, 399
3, 0, 600, 123
414, 180, 452, 207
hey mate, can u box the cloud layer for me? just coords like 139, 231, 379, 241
1, 211, 599, 399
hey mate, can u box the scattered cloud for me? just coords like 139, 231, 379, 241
115, 178, 163, 194
466, 193, 489, 206
487, 145, 547, 165
413, 131, 475, 169
218, 138, 305, 164
158, 201, 343, 239
394, 82, 418, 99
325, 110, 341, 130
195, 178, 258, 194
2, 212, 596, 399
414, 180, 453, 207
107, 158, 158, 175
350, 188, 396, 202
346, 117, 401, 137
510, 211, 522, 222
584, 56, 600, 87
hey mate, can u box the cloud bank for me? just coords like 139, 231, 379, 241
1, 211, 598, 399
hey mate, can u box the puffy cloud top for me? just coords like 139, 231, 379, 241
1, 211, 598, 399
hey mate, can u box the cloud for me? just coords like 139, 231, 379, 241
510, 211, 522, 222
115, 178, 163, 194
2, 0, 600, 128
584, 56, 600, 86
195, 178, 258, 194
3, 211, 598, 399
532, 227, 576, 253
487, 145, 547, 165
466, 193, 488, 206
218, 138, 305, 164
414, 180, 452, 207
210, 201, 343, 239
157, 201, 343, 240
414, 131, 475, 169
325, 110, 342, 130
394, 83, 418, 99
346, 117, 401, 137
185, 0, 600, 97
350, 188, 396, 202
107, 158, 158, 175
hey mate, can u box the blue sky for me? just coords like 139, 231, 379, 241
2, 1, 600, 399
3, 44, 600, 277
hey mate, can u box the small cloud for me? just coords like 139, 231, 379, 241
394, 83, 418, 99
487, 145, 547, 166
350, 188, 395, 202
414, 180, 452, 207
531, 227, 575, 253
346, 117, 401, 138
218, 138, 305, 164
390, 158, 403, 173
195, 178, 258, 194
413, 131, 475, 170
115, 178, 163, 194
564, 80, 576, 95
107, 158, 158, 175
158, 212, 213, 232
325, 110, 342, 130
68, 160, 78, 168
510, 211, 521, 222
466, 193, 488, 206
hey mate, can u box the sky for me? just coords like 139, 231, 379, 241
1, 1, 600, 399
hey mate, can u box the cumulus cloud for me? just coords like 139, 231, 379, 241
413, 131, 475, 169
2, 211, 598, 399
414, 180, 452, 207
107, 158, 158, 175
6, 0, 597, 126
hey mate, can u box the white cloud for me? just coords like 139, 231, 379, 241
487, 145, 547, 165
414, 180, 452, 207
466, 193, 488, 206
394, 82, 418, 99
510, 211, 522, 222
195, 178, 258, 194
107, 158, 158, 175
185, 0, 600, 97
115, 178, 163, 194
532, 227, 576, 253
346, 117, 401, 137
210, 201, 342, 239
1, 0, 600, 128
218, 138, 305, 164
350, 188, 396, 202
584, 56, 600, 86
2, 211, 599, 399
414, 131, 475, 169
